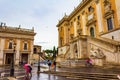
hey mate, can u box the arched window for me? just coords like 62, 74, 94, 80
90, 27, 95, 37
8, 41, 12, 49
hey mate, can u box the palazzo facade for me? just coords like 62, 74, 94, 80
0, 24, 36, 66
57, 0, 120, 66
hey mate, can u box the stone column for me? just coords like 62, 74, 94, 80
30, 40, 34, 64
82, 12, 87, 35
64, 23, 68, 44
74, 22, 77, 37
95, 0, 103, 33
15, 39, 20, 65
0, 39, 5, 65
77, 40, 80, 59
115, 0, 120, 26
70, 44, 74, 59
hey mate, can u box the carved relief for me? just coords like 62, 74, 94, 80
104, 0, 114, 18
104, 3, 111, 13
90, 48, 105, 58
104, 0, 110, 6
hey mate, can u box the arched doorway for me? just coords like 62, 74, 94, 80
90, 27, 95, 37
73, 44, 78, 59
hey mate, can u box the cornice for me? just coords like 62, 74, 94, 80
34, 45, 42, 47
68, 0, 92, 20
20, 50, 31, 53
0, 36, 34, 40
70, 35, 87, 43
57, 0, 92, 27
0, 26, 36, 36
56, 16, 69, 27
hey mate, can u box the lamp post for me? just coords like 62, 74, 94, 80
37, 52, 42, 74
10, 43, 16, 77
53, 51, 56, 71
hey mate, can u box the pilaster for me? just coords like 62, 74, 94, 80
0, 39, 5, 65
95, 0, 103, 33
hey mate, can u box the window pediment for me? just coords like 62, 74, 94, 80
104, 10, 114, 19
86, 18, 96, 26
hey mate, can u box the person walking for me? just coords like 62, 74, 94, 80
27, 64, 32, 77
23, 62, 30, 80
23, 62, 32, 80
53, 61, 56, 71
47, 60, 52, 71
85, 58, 93, 67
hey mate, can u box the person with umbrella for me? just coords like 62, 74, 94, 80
23, 62, 32, 79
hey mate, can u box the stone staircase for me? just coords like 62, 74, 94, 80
0, 66, 37, 80
59, 59, 86, 67
43, 71, 118, 80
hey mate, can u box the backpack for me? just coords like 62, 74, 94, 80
28, 66, 32, 70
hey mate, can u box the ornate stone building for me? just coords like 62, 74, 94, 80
57, 0, 120, 66
33, 45, 43, 62
0, 24, 36, 66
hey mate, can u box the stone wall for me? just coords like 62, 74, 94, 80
88, 37, 120, 66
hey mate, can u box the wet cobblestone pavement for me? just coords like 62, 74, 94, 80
0, 64, 120, 80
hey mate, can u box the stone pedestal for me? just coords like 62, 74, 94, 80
92, 58, 105, 66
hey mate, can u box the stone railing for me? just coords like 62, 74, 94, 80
0, 26, 34, 33
59, 59, 86, 67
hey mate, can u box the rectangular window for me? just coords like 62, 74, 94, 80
9, 42, 12, 49
24, 43, 27, 50
107, 17, 113, 31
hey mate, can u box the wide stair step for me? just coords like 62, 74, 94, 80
43, 71, 118, 80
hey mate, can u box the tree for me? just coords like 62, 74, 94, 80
43, 46, 58, 60
52, 46, 57, 60
44, 49, 53, 60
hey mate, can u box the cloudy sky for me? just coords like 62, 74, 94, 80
0, 0, 82, 50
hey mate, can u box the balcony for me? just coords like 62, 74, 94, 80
88, 13, 94, 21
86, 13, 96, 26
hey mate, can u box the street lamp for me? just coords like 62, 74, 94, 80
37, 52, 42, 74
10, 43, 16, 77
53, 51, 57, 71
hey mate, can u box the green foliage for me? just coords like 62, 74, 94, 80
44, 46, 58, 60
44, 49, 53, 53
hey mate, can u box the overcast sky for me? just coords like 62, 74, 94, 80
0, 0, 82, 50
